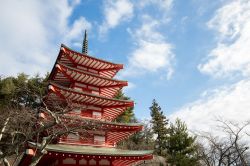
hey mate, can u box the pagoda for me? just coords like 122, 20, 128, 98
18, 31, 153, 166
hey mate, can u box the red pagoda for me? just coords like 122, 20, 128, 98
18, 31, 153, 166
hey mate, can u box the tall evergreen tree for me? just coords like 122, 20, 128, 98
116, 91, 154, 150
150, 99, 168, 156
167, 118, 199, 166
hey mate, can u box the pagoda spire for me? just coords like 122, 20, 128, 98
82, 30, 88, 54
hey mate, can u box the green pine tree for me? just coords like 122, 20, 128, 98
115, 90, 136, 123
150, 99, 168, 156
0, 73, 48, 108
167, 118, 200, 166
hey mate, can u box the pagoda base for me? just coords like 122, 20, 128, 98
18, 143, 153, 166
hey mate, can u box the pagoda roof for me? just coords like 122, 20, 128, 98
60, 114, 143, 131
98, 121, 143, 129
47, 83, 133, 120
58, 44, 123, 78
29, 142, 153, 157
38, 113, 142, 145
48, 82, 133, 108
100, 121, 143, 144
59, 117, 143, 145
66, 115, 143, 129
50, 62, 127, 98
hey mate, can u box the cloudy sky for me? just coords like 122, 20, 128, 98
1, 0, 250, 134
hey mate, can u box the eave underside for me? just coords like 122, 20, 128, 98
50, 63, 127, 98
46, 83, 133, 120
48, 83, 133, 107
59, 44, 123, 78
46, 92, 128, 121
55, 117, 142, 145
33, 143, 153, 157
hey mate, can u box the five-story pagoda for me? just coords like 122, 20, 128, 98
19, 31, 153, 166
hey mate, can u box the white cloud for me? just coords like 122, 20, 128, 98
170, 79, 250, 135
123, 82, 136, 92
138, 0, 173, 11
120, 15, 174, 79
64, 17, 92, 47
99, 0, 133, 36
0, 0, 91, 76
131, 41, 172, 71
198, 0, 250, 78
134, 15, 165, 42
172, 0, 250, 145
128, 41, 174, 78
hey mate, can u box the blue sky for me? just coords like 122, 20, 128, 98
1, 0, 250, 134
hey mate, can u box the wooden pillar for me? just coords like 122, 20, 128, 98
110, 159, 114, 166
76, 158, 79, 166
58, 157, 63, 165
86, 159, 89, 166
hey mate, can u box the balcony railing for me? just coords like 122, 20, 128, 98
67, 112, 104, 120
59, 138, 115, 147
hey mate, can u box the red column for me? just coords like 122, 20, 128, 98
86, 159, 89, 166
76, 158, 79, 166
58, 158, 63, 165
110, 159, 114, 166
